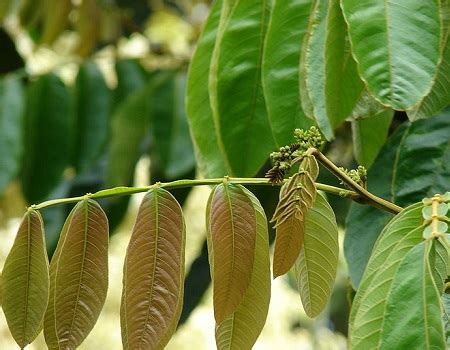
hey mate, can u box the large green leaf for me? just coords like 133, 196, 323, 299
355, 241, 446, 348
345, 109, 450, 288
261, 0, 314, 146
294, 192, 339, 318
349, 202, 424, 329
209, 0, 275, 176
0, 75, 24, 195
351, 109, 393, 168
215, 187, 270, 350
341, 0, 443, 109
72, 61, 111, 173
2, 210, 49, 348
114, 60, 147, 106
121, 189, 185, 349
206, 183, 257, 323
324, 0, 364, 129
21, 73, 71, 204
186, 0, 229, 178
150, 72, 195, 179
44, 199, 109, 349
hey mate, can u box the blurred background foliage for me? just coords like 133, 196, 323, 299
0, 0, 413, 348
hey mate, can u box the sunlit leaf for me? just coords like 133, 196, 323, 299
215, 187, 271, 350
209, 0, 275, 176
374, 241, 445, 348
262, 0, 314, 146
120, 188, 185, 349
2, 210, 49, 348
206, 183, 257, 323
294, 192, 339, 318
44, 199, 109, 349
341, 0, 443, 109
186, 0, 229, 178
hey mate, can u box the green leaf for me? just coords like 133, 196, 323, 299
206, 183, 257, 323
0, 0, 15, 22
379, 241, 445, 348
40, 0, 72, 45
294, 192, 339, 318
150, 72, 195, 179
21, 73, 71, 203
0, 75, 24, 195
121, 188, 185, 349
345, 109, 450, 288
2, 210, 49, 348
341, 0, 443, 109
44, 199, 109, 349
261, 0, 314, 146
186, 0, 229, 178
114, 60, 147, 106
72, 61, 111, 173
209, 0, 275, 176
303, 0, 334, 139
351, 109, 394, 167
443, 293, 450, 346
19, 0, 43, 29
324, 0, 364, 129
408, 26, 450, 120
349, 202, 424, 330
429, 237, 449, 294
215, 187, 270, 350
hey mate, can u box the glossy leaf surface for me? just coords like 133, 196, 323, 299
0, 75, 24, 194
186, 0, 229, 178
44, 199, 109, 349
22, 73, 71, 203
341, 0, 442, 109
262, 0, 314, 146
209, 0, 275, 176
121, 188, 185, 349
2, 210, 49, 348
215, 187, 270, 350
294, 192, 339, 318
207, 183, 257, 323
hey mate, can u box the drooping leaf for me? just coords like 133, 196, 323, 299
367, 242, 445, 349
0, 75, 24, 195
209, 0, 275, 176
294, 192, 339, 318
120, 188, 185, 349
186, 0, 229, 178
341, 0, 442, 109
114, 60, 147, 106
349, 205, 429, 347
324, 0, 364, 129
345, 109, 450, 288
262, 0, 314, 146
21, 73, 71, 204
2, 210, 49, 349
72, 61, 111, 173
40, 0, 72, 45
44, 199, 109, 349
351, 109, 394, 167
215, 187, 271, 350
206, 183, 257, 323
349, 202, 424, 329
303, 0, 334, 139
150, 72, 195, 179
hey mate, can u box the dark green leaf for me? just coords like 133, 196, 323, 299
114, 59, 147, 106
209, 0, 275, 176
72, 61, 111, 173
0, 75, 24, 195
341, 0, 443, 109
262, 0, 314, 146
21, 73, 71, 203
186, 0, 229, 178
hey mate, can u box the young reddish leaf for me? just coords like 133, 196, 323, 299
44, 199, 109, 349
120, 188, 185, 349
207, 183, 257, 323
2, 210, 49, 348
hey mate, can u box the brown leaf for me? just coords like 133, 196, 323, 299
121, 188, 185, 350
44, 199, 109, 349
207, 183, 257, 323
